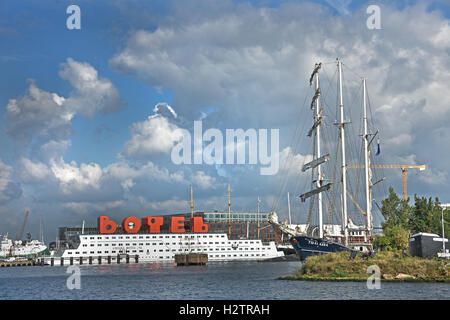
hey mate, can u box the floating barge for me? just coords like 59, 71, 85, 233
175, 253, 208, 266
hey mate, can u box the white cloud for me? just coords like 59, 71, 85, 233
193, 170, 217, 189
124, 104, 184, 156
5, 80, 74, 145
138, 196, 187, 213
0, 160, 22, 203
63, 200, 125, 216
49, 157, 103, 194
5, 58, 122, 150
59, 58, 123, 117
105, 160, 185, 184
111, 1, 450, 195
19, 157, 52, 182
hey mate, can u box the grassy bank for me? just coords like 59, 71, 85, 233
279, 251, 450, 282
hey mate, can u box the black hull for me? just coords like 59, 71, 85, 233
290, 235, 352, 261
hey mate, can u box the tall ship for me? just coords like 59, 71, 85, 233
45, 215, 284, 266
270, 59, 384, 260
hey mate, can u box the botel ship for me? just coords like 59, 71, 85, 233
44, 215, 284, 265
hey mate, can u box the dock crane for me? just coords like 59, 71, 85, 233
16, 211, 29, 241
346, 165, 426, 201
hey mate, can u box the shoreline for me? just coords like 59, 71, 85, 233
279, 251, 450, 283
278, 275, 450, 282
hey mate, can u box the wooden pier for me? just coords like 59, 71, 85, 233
175, 253, 208, 266
35, 254, 140, 266
0, 260, 34, 267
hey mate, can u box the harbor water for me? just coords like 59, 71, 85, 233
0, 261, 448, 300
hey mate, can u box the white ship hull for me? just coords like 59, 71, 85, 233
0, 236, 47, 258
44, 232, 284, 266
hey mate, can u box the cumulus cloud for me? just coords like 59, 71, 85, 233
59, 58, 123, 117
5, 80, 74, 146
19, 157, 52, 182
63, 200, 125, 216
192, 170, 217, 189
138, 197, 187, 213
0, 160, 22, 203
105, 160, 186, 184
124, 103, 184, 156
5, 58, 123, 153
111, 1, 450, 192
49, 157, 103, 194
4, 1, 450, 239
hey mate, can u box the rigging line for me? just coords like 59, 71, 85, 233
364, 86, 386, 229
320, 67, 338, 121
340, 66, 362, 225
270, 83, 310, 212
366, 85, 388, 204
341, 62, 365, 83
342, 67, 363, 160
271, 107, 309, 213
306, 129, 318, 227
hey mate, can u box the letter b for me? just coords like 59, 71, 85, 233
98, 216, 117, 234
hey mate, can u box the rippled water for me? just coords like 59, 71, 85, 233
0, 261, 448, 300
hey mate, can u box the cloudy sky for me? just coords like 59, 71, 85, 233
1, 0, 449, 242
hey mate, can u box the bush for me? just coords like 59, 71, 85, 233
373, 225, 409, 251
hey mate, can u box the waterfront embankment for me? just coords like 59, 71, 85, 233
279, 251, 450, 282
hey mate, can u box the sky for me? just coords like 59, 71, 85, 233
1, 0, 450, 242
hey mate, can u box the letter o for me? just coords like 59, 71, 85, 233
122, 216, 141, 234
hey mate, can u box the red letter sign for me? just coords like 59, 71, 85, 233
142, 216, 164, 233
98, 216, 117, 234
170, 217, 185, 233
122, 216, 141, 234
190, 217, 208, 233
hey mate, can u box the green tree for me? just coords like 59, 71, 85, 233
374, 188, 449, 251
409, 195, 449, 236
380, 187, 409, 229
409, 195, 437, 233
374, 187, 410, 251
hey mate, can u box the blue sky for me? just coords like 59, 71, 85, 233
1, 0, 450, 241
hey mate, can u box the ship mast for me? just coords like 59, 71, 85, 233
362, 78, 373, 238
190, 186, 194, 219
257, 197, 261, 239
315, 64, 324, 238
300, 62, 332, 239
287, 192, 291, 225
228, 184, 231, 238
337, 59, 349, 246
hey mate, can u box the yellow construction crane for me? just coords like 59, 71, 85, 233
346, 164, 426, 201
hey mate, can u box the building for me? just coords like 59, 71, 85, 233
202, 211, 280, 243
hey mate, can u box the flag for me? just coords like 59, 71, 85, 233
375, 138, 380, 156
